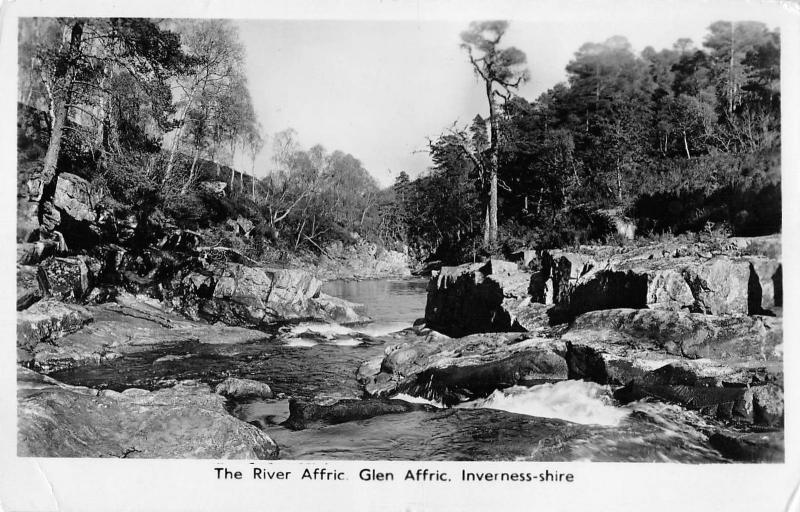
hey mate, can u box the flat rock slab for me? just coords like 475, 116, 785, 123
32, 298, 269, 372
563, 308, 782, 362
17, 367, 278, 459
17, 298, 93, 351
283, 397, 439, 430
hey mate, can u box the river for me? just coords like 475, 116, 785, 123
49, 277, 729, 462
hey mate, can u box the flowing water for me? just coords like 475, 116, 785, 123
50, 277, 731, 462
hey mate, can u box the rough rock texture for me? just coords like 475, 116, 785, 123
752, 384, 784, 427
563, 308, 782, 362
188, 263, 367, 327
53, 172, 101, 223
312, 240, 413, 280
614, 382, 754, 423
215, 377, 273, 399
31, 294, 268, 372
709, 429, 783, 463
424, 260, 534, 337
744, 256, 782, 312
17, 367, 278, 459
283, 397, 438, 430
359, 331, 568, 405
38, 256, 91, 301
17, 298, 93, 351
17, 199, 39, 243
532, 241, 782, 320
17, 265, 43, 311
17, 240, 57, 265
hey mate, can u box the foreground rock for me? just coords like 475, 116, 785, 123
29, 294, 269, 372
17, 367, 278, 459
215, 377, 273, 399
708, 429, 783, 463
283, 397, 438, 430
359, 331, 568, 405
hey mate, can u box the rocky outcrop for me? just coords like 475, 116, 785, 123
182, 263, 368, 327
215, 377, 273, 399
311, 240, 413, 280
17, 367, 278, 459
532, 240, 782, 320
359, 331, 568, 405
424, 260, 536, 337
563, 308, 782, 362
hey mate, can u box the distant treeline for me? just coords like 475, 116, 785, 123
380, 21, 780, 262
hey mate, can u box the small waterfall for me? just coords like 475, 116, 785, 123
459, 381, 630, 427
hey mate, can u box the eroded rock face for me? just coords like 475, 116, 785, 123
53, 173, 101, 223
17, 367, 278, 459
359, 331, 568, 405
424, 260, 532, 337
563, 308, 782, 362
534, 242, 781, 320
192, 263, 366, 327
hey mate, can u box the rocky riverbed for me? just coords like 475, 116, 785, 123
16, 172, 783, 461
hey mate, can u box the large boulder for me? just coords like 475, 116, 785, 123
424, 259, 532, 337
53, 172, 101, 223
17, 368, 278, 459
38, 256, 91, 301
359, 331, 568, 405
215, 377, 273, 400
50, 173, 105, 248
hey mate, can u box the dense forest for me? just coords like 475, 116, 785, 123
18, 19, 780, 267
384, 20, 781, 263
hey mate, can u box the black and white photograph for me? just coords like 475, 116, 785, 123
2, 0, 799, 510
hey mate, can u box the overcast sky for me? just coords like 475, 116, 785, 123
236, 1, 785, 187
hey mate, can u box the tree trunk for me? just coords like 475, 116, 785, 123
683, 130, 691, 159
180, 150, 200, 195
484, 81, 499, 246
38, 21, 84, 200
